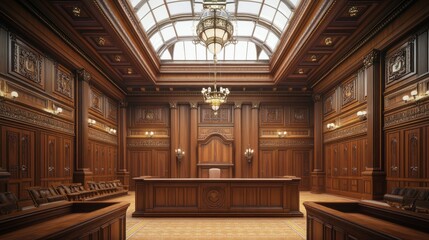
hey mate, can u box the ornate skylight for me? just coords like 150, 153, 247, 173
128, 0, 300, 62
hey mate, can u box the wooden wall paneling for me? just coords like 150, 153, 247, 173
170, 103, 178, 178
189, 103, 198, 178
325, 144, 332, 191
259, 150, 278, 178
291, 149, 311, 190
154, 150, 169, 178
240, 104, 253, 178
251, 103, 259, 177
259, 104, 284, 127
178, 104, 190, 178
1, 126, 35, 200
417, 29, 428, 75
233, 103, 242, 178
128, 150, 151, 190
404, 127, 422, 181
311, 95, 325, 193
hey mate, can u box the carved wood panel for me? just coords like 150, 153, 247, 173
130, 105, 169, 127
54, 63, 74, 102
259, 105, 284, 126
1, 126, 35, 200
324, 91, 336, 115
404, 128, 422, 178
386, 131, 401, 178
259, 150, 277, 178
199, 105, 232, 125
197, 135, 233, 164
90, 88, 103, 114
107, 99, 118, 123
290, 106, 310, 126
385, 39, 415, 87
341, 77, 357, 107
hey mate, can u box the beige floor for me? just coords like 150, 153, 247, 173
112, 191, 355, 240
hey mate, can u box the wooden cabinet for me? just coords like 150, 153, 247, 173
1, 126, 35, 200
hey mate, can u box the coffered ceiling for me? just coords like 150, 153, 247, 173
22, 0, 401, 93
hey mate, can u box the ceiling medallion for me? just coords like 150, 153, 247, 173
127, 68, 133, 74
298, 68, 304, 74
115, 55, 121, 62
348, 6, 359, 17
310, 55, 317, 62
194, 0, 235, 55
324, 37, 333, 46
97, 37, 105, 46
72, 6, 81, 17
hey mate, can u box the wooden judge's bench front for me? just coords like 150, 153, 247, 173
132, 177, 303, 217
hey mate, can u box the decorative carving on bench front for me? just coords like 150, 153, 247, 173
198, 127, 233, 140
89, 128, 118, 145
386, 40, 414, 85
10, 34, 44, 87
0, 102, 74, 134
384, 102, 429, 128
324, 123, 367, 143
127, 138, 170, 148
202, 186, 226, 209
259, 138, 313, 147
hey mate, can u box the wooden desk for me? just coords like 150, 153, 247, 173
133, 177, 303, 217
304, 201, 429, 240
0, 201, 129, 240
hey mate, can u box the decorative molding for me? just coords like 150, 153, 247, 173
341, 78, 357, 106
77, 68, 91, 82
324, 123, 367, 143
128, 129, 169, 137
127, 138, 170, 148
89, 128, 117, 145
190, 102, 198, 109
0, 102, 74, 135
169, 102, 177, 109
259, 138, 313, 147
384, 102, 429, 128
200, 107, 232, 124
363, 50, 379, 68
312, 94, 321, 102
198, 127, 234, 140
260, 129, 311, 138
385, 40, 414, 85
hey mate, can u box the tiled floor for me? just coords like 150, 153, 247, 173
111, 191, 355, 240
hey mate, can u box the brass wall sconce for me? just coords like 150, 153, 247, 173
145, 131, 154, 137
88, 118, 96, 126
326, 123, 337, 130
402, 89, 429, 103
356, 110, 367, 120
277, 131, 287, 138
52, 104, 63, 115
175, 148, 185, 162
107, 127, 117, 135
244, 146, 254, 164
0, 88, 18, 102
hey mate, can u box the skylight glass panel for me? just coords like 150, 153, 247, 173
289, 0, 300, 7
175, 21, 194, 36
150, 32, 163, 51
168, 1, 192, 15
136, 3, 150, 20
265, 32, 279, 51
237, 1, 261, 16
160, 49, 172, 60
247, 42, 257, 60
253, 25, 268, 42
149, 0, 164, 8
225, 1, 235, 13
217, 47, 225, 60
235, 42, 247, 60
259, 51, 269, 60
130, 0, 140, 7
260, 5, 276, 22
173, 42, 185, 60
196, 44, 207, 60
265, 0, 279, 8
184, 41, 196, 60
153, 5, 169, 23
141, 13, 156, 31
279, 2, 292, 18
236, 21, 254, 37
161, 25, 176, 42
224, 44, 234, 60
273, 12, 288, 31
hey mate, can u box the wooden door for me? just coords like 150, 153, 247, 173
1, 126, 35, 200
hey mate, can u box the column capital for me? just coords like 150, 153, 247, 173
119, 101, 128, 108
169, 102, 177, 109
76, 69, 91, 82
234, 102, 242, 109
251, 102, 260, 109
189, 102, 198, 109
312, 94, 322, 102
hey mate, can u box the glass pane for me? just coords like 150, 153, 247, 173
273, 12, 288, 31
236, 21, 255, 36
247, 42, 257, 60
130, 0, 141, 7
235, 41, 247, 60
290, 0, 301, 7
173, 42, 185, 60
136, 3, 150, 20
264, 0, 279, 8
160, 49, 172, 60
161, 25, 176, 42
279, 2, 292, 18
150, 32, 163, 51
259, 50, 269, 60
265, 32, 279, 51
253, 25, 268, 42
148, 0, 164, 8
196, 44, 207, 60
260, 5, 276, 22
153, 6, 169, 23
184, 41, 196, 60
168, 1, 192, 15
224, 44, 234, 60
175, 21, 194, 37
141, 13, 156, 31
237, 1, 261, 16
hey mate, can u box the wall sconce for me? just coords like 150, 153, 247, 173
402, 89, 429, 103
356, 110, 367, 120
326, 123, 337, 130
107, 127, 117, 135
244, 146, 254, 164
88, 118, 96, 126
277, 131, 287, 138
52, 104, 63, 115
145, 131, 154, 137
175, 148, 185, 162
0, 89, 18, 102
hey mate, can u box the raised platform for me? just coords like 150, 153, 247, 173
132, 177, 303, 217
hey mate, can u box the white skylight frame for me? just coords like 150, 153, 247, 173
129, 0, 300, 62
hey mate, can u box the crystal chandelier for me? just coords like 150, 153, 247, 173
201, 57, 230, 115
195, 0, 235, 55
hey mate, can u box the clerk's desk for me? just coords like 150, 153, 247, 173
132, 177, 303, 217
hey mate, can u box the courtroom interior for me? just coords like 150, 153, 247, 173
1, 0, 429, 239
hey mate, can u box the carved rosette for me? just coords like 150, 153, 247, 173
202, 186, 226, 209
